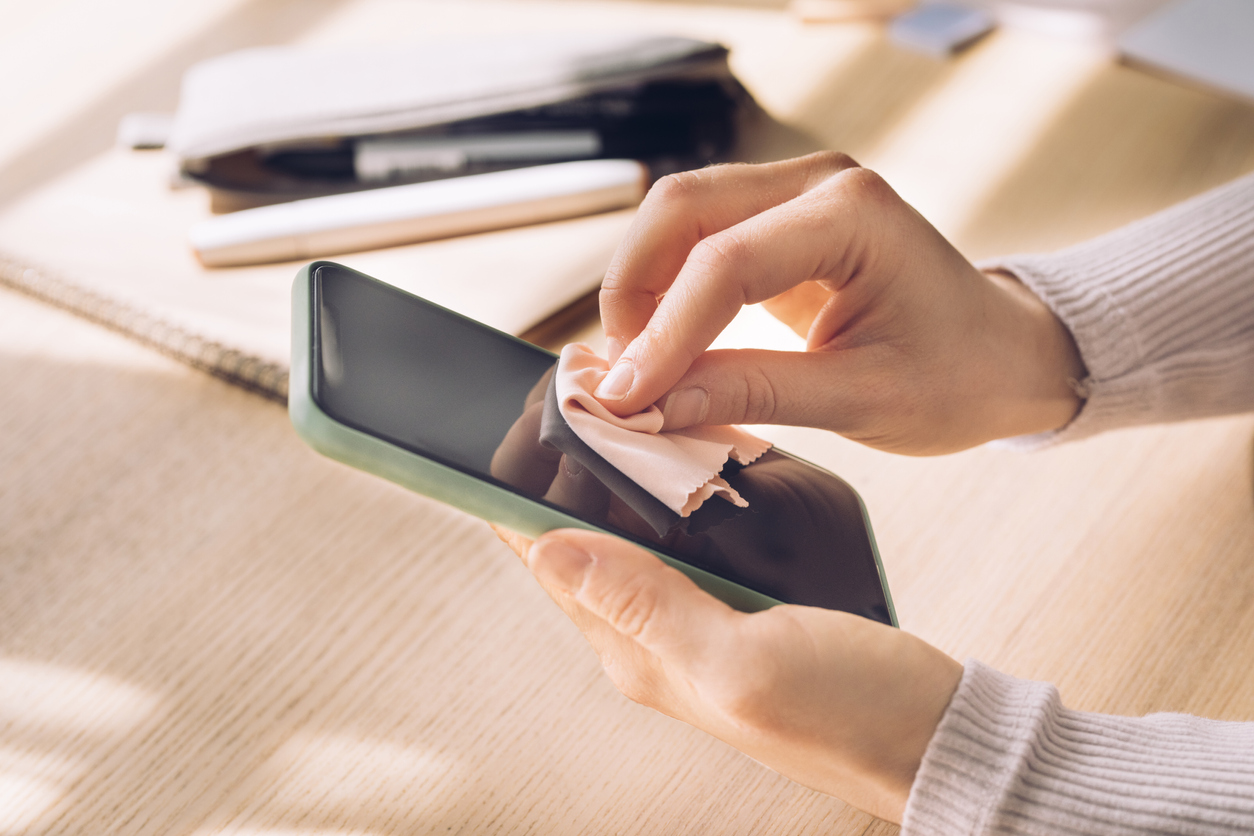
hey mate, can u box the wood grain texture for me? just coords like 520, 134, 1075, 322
0, 289, 880, 835
3, 1, 1254, 834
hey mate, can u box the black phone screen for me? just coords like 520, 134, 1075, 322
311, 263, 891, 623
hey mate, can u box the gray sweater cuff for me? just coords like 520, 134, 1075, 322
902, 660, 1254, 835
979, 172, 1254, 450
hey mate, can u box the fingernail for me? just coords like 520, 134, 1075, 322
595, 358, 634, 401
532, 539, 592, 593
561, 454, 585, 478
662, 387, 709, 428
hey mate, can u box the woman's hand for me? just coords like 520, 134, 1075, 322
595, 152, 1086, 454
494, 525, 963, 824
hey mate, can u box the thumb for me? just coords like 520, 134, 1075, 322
658, 348, 854, 430
527, 529, 735, 661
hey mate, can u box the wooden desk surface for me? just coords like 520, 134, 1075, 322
3, 2, 1254, 834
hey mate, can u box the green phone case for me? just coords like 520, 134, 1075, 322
289, 261, 896, 623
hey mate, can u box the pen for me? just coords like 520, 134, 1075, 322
190, 158, 648, 268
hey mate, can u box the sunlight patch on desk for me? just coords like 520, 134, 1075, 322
0, 0, 249, 178
0, 285, 182, 372
207, 830, 380, 836
730, 23, 879, 126
0, 329, 181, 373
0, 661, 158, 836
0, 744, 87, 834
0, 657, 161, 737
0, 770, 62, 835
863, 31, 1107, 240
248, 731, 460, 815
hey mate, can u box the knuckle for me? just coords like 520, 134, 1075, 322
598, 280, 626, 303
596, 574, 662, 642
805, 149, 860, 176
646, 170, 702, 207
832, 166, 892, 204
598, 282, 620, 305
689, 231, 749, 277
598, 280, 652, 310
739, 364, 779, 424
683, 235, 750, 333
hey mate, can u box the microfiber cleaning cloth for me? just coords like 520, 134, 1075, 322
546, 343, 771, 519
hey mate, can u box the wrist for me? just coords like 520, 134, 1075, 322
876, 644, 964, 822
831, 620, 964, 823
980, 269, 1087, 440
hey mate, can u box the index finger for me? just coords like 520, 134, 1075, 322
600, 152, 860, 363
598, 164, 880, 416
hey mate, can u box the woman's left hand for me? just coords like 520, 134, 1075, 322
493, 525, 962, 824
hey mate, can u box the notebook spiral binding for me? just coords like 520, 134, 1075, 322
0, 253, 289, 405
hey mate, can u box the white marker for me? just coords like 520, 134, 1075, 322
190, 158, 648, 268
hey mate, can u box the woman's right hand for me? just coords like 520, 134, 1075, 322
594, 152, 1086, 455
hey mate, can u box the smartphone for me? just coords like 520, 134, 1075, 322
290, 261, 896, 625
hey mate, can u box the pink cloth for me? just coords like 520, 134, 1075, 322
555, 343, 772, 516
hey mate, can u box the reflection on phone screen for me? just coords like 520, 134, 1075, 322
312, 264, 891, 624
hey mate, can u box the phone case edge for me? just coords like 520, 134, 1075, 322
290, 262, 787, 614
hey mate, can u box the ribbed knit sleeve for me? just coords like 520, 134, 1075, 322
902, 660, 1254, 835
979, 172, 1254, 449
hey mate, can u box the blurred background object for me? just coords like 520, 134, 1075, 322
3, 0, 1253, 374
791, 0, 917, 22
888, 3, 996, 56
165, 35, 747, 212
1118, 0, 1254, 104
190, 159, 648, 267
987, 0, 1173, 43
791, 0, 1174, 40
115, 112, 175, 150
